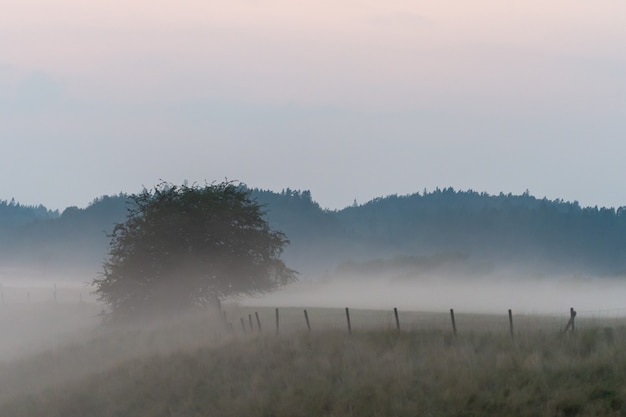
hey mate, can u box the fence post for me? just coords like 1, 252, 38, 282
275, 308, 280, 334
304, 309, 311, 331
255, 312, 262, 332
508, 309, 514, 340
222, 310, 230, 330
240, 317, 246, 333
345, 307, 352, 335
216, 297, 222, 317
248, 314, 254, 332
450, 309, 457, 337
394, 307, 400, 332
563, 307, 577, 334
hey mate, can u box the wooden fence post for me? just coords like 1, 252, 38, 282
248, 314, 254, 332
563, 307, 577, 334
255, 312, 262, 332
216, 297, 222, 317
275, 308, 280, 334
222, 310, 230, 330
508, 309, 514, 340
345, 307, 352, 335
304, 309, 311, 331
394, 307, 400, 332
450, 309, 457, 337
240, 317, 246, 333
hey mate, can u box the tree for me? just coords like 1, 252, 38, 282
93, 181, 297, 321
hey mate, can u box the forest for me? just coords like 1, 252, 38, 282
1, 187, 625, 280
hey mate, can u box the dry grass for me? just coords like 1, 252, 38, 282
1, 306, 626, 417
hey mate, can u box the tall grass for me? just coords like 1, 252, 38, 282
2, 310, 626, 417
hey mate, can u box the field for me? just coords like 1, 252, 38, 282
2, 293, 626, 417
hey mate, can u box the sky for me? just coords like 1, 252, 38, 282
1, 0, 625, 211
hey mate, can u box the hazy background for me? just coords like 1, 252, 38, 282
1, 0, 625, 211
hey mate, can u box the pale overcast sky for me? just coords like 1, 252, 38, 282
1, 0, 625, 210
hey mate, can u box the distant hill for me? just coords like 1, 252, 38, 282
0, 195, 128, 276
0, 199, 58, 230
334, 188, 626, 275
0, 187, 625, 281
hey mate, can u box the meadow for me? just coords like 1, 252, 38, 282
1, 295, 626, 417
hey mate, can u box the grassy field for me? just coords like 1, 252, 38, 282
1, 304, 626, 416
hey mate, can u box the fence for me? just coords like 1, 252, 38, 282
2, 282, 626, 339
218, 304, 626, 339
0, 282, 96, 305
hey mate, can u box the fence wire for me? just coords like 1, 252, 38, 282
224, 305, 626, 337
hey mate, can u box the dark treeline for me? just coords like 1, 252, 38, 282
1, 187, 625, 280
335, 188, 626, 274
0, 199, 58, 229
0, 195, 128, 272
0, 200, 59, 264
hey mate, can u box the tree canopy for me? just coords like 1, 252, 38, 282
93, 182, 297, 320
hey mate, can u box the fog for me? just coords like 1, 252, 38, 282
1, 265, 626, 413
0, 279, 100, 361
2, 270, 626, 361
243, 274, 626, 317
0, 293, 229, 407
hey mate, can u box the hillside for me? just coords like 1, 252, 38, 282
0, 187, 625, 281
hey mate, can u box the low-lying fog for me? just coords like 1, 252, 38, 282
3, 271, 626, 363
0, 279, 100, 361
243, 274, 626, 317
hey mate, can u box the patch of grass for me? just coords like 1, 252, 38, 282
3, 310, 626, 416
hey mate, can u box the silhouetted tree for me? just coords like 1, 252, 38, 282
93, 181, 297, 321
